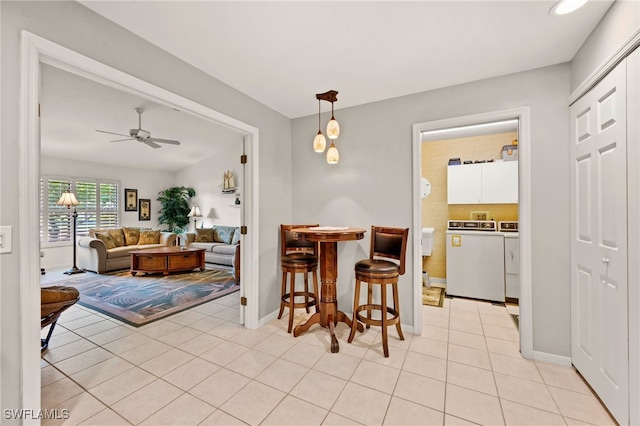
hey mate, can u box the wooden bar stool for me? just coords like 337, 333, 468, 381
278, 224, 320, 333
348, 226, 409, 357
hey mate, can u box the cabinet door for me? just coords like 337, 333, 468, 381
504, 236, 520, 274
447, 164, 482, 204
482, 161, 518, 204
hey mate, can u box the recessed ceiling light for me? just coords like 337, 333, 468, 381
549, 0, 588, 16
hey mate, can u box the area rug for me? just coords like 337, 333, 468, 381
422, 286, 445, 308
45, 268, 238, 327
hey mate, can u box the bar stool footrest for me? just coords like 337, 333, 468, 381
281, 291, 318, 309
354, 304, 400, 328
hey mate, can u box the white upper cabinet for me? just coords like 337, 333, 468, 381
447, 161, 518, 204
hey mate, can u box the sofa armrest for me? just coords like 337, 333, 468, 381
183, 232, 196, 245
160, 232, 177, 246
77, 237, 107, 273
78, 236, 106, 253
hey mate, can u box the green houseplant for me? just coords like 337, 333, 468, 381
156, 186, 196, 233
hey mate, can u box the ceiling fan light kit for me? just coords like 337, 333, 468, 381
96, 107, 181, 149
313, 90, 341, 164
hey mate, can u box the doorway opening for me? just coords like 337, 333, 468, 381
411, 107, 532, 359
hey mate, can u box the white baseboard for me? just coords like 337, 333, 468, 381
258, 310, 280, 328
533, 350, 572, 367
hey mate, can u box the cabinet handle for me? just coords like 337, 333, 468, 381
509, 252, 514, 260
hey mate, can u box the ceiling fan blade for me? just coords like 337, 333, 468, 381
109, 138, 134, 142
144, 140, 162, 149
96, 129, 130, 137
148, 138, 180, 145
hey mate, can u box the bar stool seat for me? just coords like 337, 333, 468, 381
348, 226, 409, 357
278, 224, 320, 333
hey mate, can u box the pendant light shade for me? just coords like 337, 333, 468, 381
313, 131, 327, 153
326, 117, 340, 140
326, 141, 339, 164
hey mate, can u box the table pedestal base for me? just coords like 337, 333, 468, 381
294, 311, 364, 353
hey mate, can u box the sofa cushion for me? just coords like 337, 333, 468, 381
231, 227, 241, 244
105, 245, 133, 259
189, 242, 227, 252
208, 253, 234, 267
109, 229, 126, 247
212, 244, 238, 256
123, 227, 140, 245
138, 230, 161, 245
213, 225, 236, 244
95, 232, 117, 249
195, 228, 215, 242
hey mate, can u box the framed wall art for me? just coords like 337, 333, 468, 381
125, 188, 138, 211
138, 199, 151, 221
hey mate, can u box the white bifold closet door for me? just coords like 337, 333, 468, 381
570, 57, 628, 424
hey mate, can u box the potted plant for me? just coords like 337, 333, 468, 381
156, 186, 196, 233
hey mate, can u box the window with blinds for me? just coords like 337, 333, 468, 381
40, 176, 120, 246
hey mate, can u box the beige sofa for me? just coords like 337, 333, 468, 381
184, 225, 240, 282
78, 227, 177, 274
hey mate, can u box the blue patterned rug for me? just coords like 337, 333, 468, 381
47, 268, 238, 327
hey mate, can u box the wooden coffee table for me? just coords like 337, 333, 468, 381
130, 246, 205, 276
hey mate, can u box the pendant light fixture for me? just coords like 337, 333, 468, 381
313, 90, 341, 164
313, 98, 326, 153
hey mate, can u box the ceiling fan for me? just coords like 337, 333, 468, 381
96, 107, 181, 149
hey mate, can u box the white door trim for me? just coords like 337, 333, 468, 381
19, 30, 260, 416
412, 107, 533, 359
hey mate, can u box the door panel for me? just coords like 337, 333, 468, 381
570, 58, 628, 425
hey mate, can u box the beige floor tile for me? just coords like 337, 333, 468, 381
70, 356, 134, 389
548, 386, 616, 425
168, 309, 209, 326
384, 396, 444, 426
445, 383, 504, 425
312, 351, 361, 380
447, 343, 492, 370
41, 365, 66, 387
110, 379, 183, 424
261, 394, 327, 426
332, 382, 392, 426
444, 413, 478, 425
421, 324, 449, 343
225, 348, 277, 378
322, 412, 361, 425
408, 335, 448, 359
156, 326, 203, 347
43, 392, 106, 426
162, 357, 220, 391
477, 303, 510, 317
449, 298, 479, 312
231, 328, 272, 348
536, 361, 593, 394
187, 315, 226, 333
206, 322, 245, 340
290, 369, 347, 410
363, 346, 408, 369
43, 339, 98, 364
139, 347, 194, 376
101, 332, 151, 355
88, 367, 156, 406
200, 340, 249, 366
42, 377, 85, 409
60, 314, 105, 331
501, 399, 566, 425
350, 359, 401, 395
489, 352, 543, 382
177, 332, 223, 356
393, 371, 446, 411
494, 372, 560, 413
137, 319, 184, 339
73, 320, 120, 338
139, 393, 215, 426
53, 347, 114, 376
118, 338, 172, 365
450, 309, 481, 323
255, 358, 309, 393
85, 326, 134, 346
402, 351, 447, 382
480, 312, 516, 328
483, 324, 519, 342
219, 380, 286, 425
199, 409, 247, 425
42, 329, 83, 350
252, 333, 297, 357
77, 408, 129, 425
448, 329, 487, 351
449, 318, 484, 336
423, 314, 450, 329
281, 341, 326, 367
446, 361, 497, 396
189, 368, 250, 407
485, 336, 522, 358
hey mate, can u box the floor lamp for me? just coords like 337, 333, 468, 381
57, 190, 85, 275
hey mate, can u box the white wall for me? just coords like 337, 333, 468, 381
1, 1, 291, 415
40, 156, 175, 269
175, 137, 244, 231
291, 64, 572, 358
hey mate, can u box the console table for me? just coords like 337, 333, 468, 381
130, 247, 205, 276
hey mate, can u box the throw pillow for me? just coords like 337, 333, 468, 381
95, 232, 117, 249
108, 228, 126, 247
122, 227, 140, 245
213, 225, 236, 244
195, 228, 214, 242
231, 227, 241, 245
138, 230, 161, 245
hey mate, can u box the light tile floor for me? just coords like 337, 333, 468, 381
41, 271, 615, 425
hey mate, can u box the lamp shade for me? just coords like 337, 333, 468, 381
326, 142, 339, 164
313, 131, 327, 153
188, 206, 202, 217
57, 191, 78, 207
326, 117, 340, 140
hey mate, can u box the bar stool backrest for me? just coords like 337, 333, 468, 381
280, 224, 319, 257
370, 226, 409, 275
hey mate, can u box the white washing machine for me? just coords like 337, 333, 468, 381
446, 220, 505, 302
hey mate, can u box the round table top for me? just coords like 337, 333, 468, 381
291, 227, 366, 242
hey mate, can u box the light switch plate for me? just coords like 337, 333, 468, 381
0, 226, 13, 254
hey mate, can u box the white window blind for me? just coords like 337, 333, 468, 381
40, 176, 120, 247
